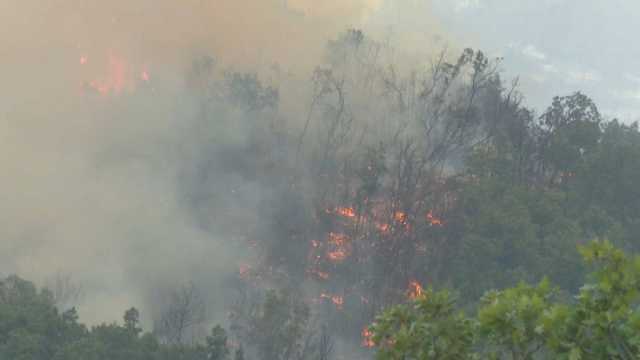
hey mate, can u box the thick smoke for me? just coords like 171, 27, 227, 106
0, 0, 444, 330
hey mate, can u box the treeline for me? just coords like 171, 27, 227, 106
0, 275, 330, 360
444, 91, 640, 300
0, 275, 233, 359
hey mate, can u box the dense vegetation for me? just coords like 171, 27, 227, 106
371, 241, 640, 359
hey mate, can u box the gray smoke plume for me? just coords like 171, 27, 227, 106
0, 0, 446, 331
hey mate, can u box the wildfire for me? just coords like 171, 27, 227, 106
320, 293, 344, 310
335, 206, 356, 218
426, 210, 443, 226
81, 52, 150, 96
327, 232, 348, 246
327, 249, 348, 262
332, 295, 344, 309
361, 327, 375, 348
407, 280, 424, 300
394, 211, 407, 223
326, 232, 350, 262
376, 222, 390, 233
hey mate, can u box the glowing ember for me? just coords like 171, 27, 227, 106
426, 210, 443, 226
141, 69, 150, 82
323, 232, 350, 262
335, 206, 356, 218
407, 280, 424, 300
331, 295, 344, 309
394, 211, 407, 223
80, 56, 88, 65
361, 327, 375, 348
376, 222, 390, 233
320, 293, 344, 310
311, 240, 321, 248
327, 249, 348, 262
327, 232, 348, 246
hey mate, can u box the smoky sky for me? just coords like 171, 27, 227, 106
0, 0, 446, 327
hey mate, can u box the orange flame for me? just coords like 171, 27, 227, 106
332, 295, 344, 309
376, 222, 390, 233
327, 249, 348, 262
407, 280, 423, 300
394, 211, 407, 223
361, 327, 375, 348
327, 232, 348, 246
426, 210, 443, 226
320, 293, 344, 310
335, 207, 356, 218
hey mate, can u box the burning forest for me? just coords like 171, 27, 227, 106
3, 1, 640, 359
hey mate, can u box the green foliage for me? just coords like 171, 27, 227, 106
0, 275, 234, 360
478, 280, 555, 359
444, 91, 640, 306
0, 276, 86, 360
371, 241, 640, 359
371, 289, 475, 360
449, 179, 583, 299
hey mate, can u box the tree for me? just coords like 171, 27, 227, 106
370, 240, 640, 359
231, 289, 311, 360
124, 308, 142, 336
370, 289, 475, 359
206, 325, 230, 360
44, 273, 84, 311
155, 282, 207, 345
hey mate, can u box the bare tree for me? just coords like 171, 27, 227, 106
44, 272, 84, 311
154, 282, 207, 345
